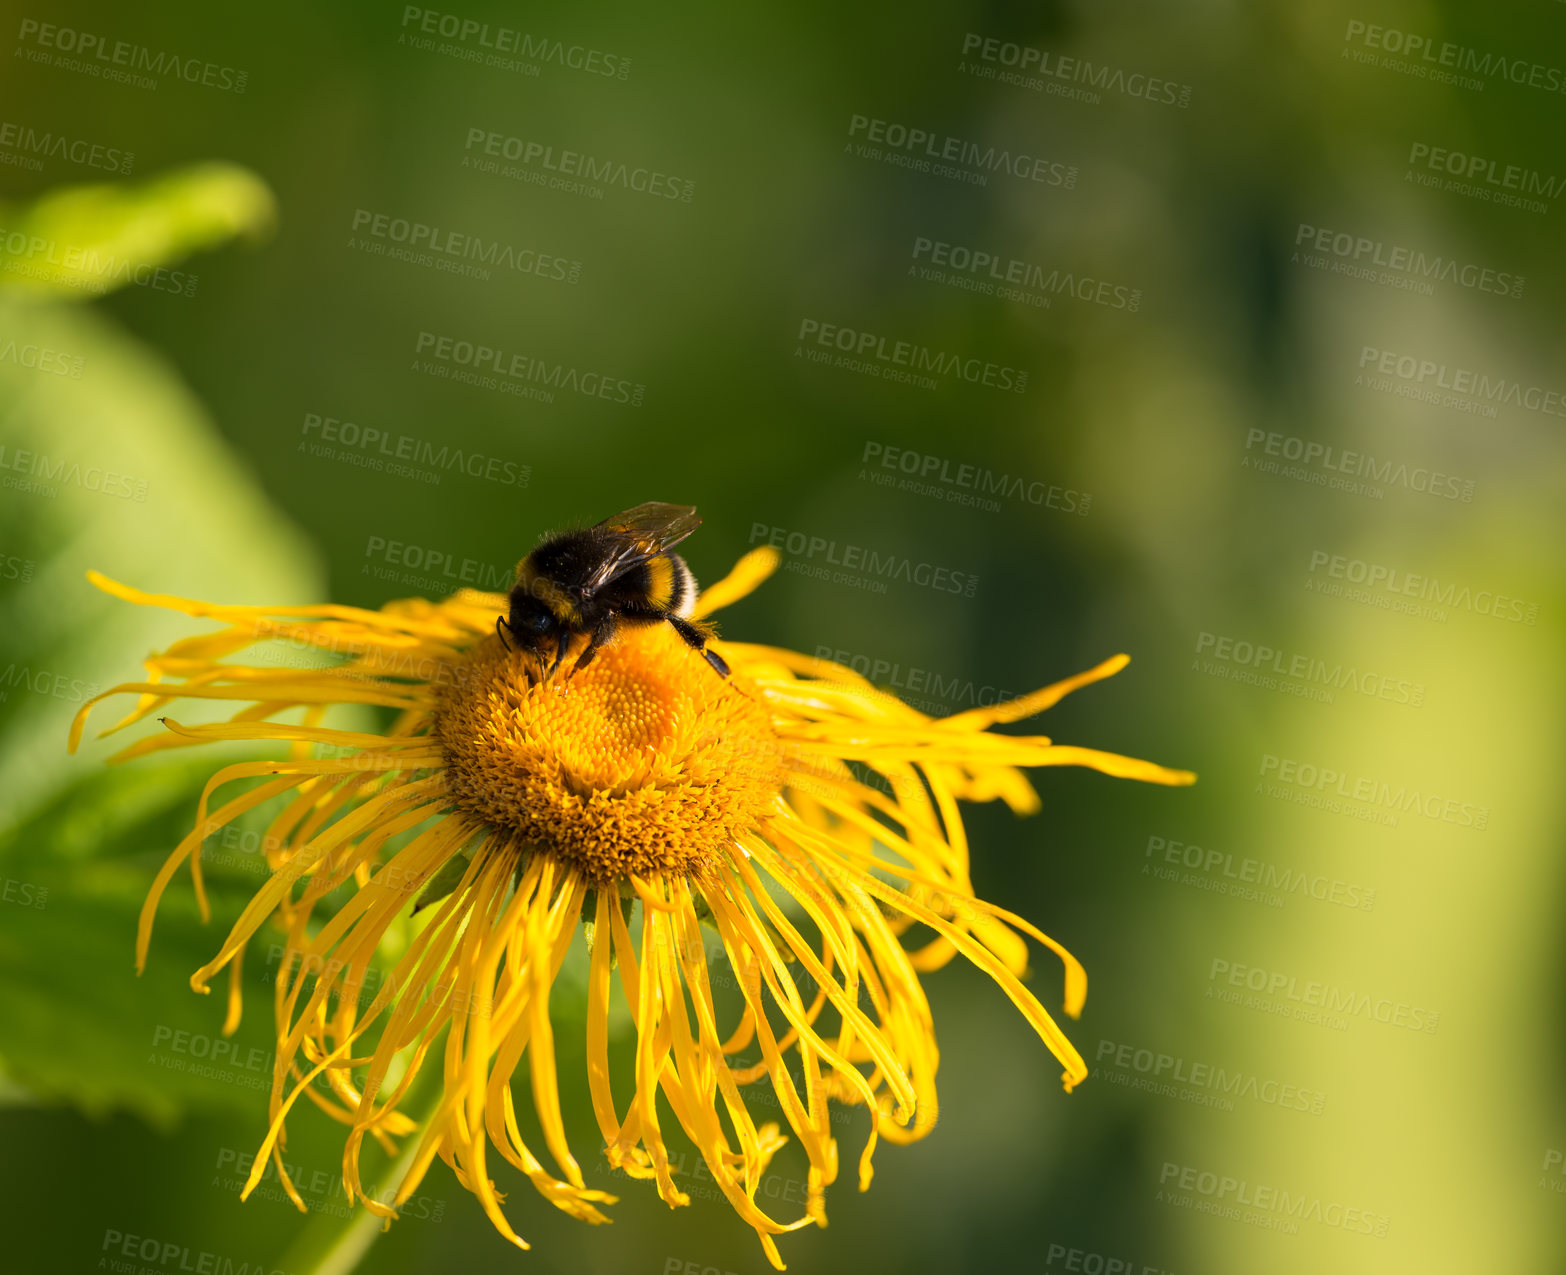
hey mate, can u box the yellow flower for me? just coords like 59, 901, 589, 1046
69, 546, 1193, 1268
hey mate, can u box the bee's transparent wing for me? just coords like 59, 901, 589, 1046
583, 502, 702, 591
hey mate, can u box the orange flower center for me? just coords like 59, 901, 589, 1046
434, 623, 784, 883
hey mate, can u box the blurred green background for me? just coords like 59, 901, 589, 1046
1, 2, 1563, 1272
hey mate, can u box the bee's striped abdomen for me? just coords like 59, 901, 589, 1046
644, 554, 675, 609
667, 553, 696, 617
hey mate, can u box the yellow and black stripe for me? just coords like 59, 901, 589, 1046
644, 554, 675, 610
513, 557, 582, 624
665, 553, 695, 618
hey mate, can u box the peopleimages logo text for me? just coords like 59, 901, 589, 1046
1358, 346, 1566, 418
911, 237, 1140, 311
350, 209, 580, 282
302, 413, 530, 486
1196, 630, 1425, 706
748, 522, 978, 598
1097, 1037, 1326, 1114
1343, 20, 1566, 96
413, 331, 644, 405
463, 127, 693, 201
1145, 834, 1377, 912
1295, 223, 1523, 297
1306, 549, 1538, 625
1208, 957, 1439, 1035
861, 442, 1087, 514
961, 32, 1192, 107
0, 119, 132, 173
797, 319, 1026, 392
1406, 142, 1566, 201
400, 8, 630, 78
847, 114, 1076, 187
1159, 1161, 1391, 1236
1259, 753, 1487, 829
15, 18, 248, 92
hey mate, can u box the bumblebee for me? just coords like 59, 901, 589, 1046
500, 501, 731, 680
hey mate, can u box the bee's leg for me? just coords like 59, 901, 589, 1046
495, 616, 513, 652
571, 615, 617, 677
665, 613, 730, 678
549, 632, 573, 679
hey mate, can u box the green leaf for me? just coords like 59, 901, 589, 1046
0, 165, 318, 1125
0, 163, 275, 301
411, 850, 470, 914
0, 292, 322, 833
0, 757, 299, 1128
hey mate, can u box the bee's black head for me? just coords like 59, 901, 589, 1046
505, 589, 562, 657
